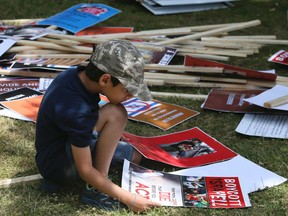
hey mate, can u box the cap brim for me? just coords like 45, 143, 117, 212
119, 78, 152, 101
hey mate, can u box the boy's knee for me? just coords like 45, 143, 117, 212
105, 103, 128, 121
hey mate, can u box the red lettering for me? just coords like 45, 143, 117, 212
159, 192, 171, 201
135, 182, 150, 199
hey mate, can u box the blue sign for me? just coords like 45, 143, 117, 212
37, 3, 121, 34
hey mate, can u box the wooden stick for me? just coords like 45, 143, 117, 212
0, 69, 59, 78
16, 53, 90, 59
7, 46, 36, 53
151, 91, 207, 100
144, 72, 200, 82
144, 79, 165, 86
0, 174, 42, 188
263, 95, 288, 108
222, 35, 277, 39
0, 18, 42, 26
144, 64, 223, 73
155, 20, 261, 45
247, 80, 276, 88
201, 37, 288, 45
198, 76, 247, 84
187, 21, 260, 32
163, 81, 259, 89
37, 37, 81, 46
177, 53, 230, 61
16, 40, 92, 53
177, 47, 248, 57
46, 34, 165, 52
20, 49, 78, 54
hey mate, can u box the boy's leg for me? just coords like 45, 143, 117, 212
93, 103, 129, 177
80, 103, 132, 210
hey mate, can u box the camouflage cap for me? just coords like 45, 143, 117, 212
90, 40, 152, 101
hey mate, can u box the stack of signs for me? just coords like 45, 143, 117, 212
137, 0, 238, 15
121, 127, 287, 208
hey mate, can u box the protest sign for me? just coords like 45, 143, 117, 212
172, 155, 287, 194
268, 50, 288, 66
37, 4, 121, 33
243, 85, 288, 111
0, 94, 43, 122
122, 127, 237, 168
235, 114, 288, 139
0, 87, 43, 121
121, 159, 251, 208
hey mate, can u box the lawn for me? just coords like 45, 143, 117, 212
0, 0, 287, 215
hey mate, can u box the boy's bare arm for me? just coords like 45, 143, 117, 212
71, 145, 160, 213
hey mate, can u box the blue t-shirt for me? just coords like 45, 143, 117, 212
35, 67, 100, 180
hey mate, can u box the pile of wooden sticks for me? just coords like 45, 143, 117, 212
1, 19, 288, 91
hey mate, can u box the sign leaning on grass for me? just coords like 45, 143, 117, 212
37, 3, 121, 34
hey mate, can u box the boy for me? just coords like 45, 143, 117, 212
35, 40, 160, 213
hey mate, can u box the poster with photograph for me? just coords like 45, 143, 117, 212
121, 160, 251, 208
121, 127, 237, 168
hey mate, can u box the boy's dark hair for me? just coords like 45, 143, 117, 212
85, 61, 120, 86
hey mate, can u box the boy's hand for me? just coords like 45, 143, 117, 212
127, 193, 161, 213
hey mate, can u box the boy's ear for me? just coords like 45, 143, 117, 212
99, 74, 111, 86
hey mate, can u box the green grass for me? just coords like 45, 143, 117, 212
0, 0, 288, 215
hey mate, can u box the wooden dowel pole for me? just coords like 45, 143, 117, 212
144, 64, 223, 73
263, 95, 288, 108
46, 34, 165, 52
0, 69, 59, 78
151, 91, 207, 100
20, 50, 78, 54
0, 18, 42, 25
0, 174, 42, 188
177, 48, 248, 57
7, 46, 36, 53
201, 37, 288, 45
37, 37, 81, 46
177, 53, 230, 61
16, 54, 90, 59
155, 20, 261, 45
16, 40, 92, 53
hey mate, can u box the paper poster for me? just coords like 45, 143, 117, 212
0, 38, 16, 57
201, 88, 266, 113
0, 94, 43, 122
121, 160, 251, 208
268, 50, 288, 66
0, 78, 39, 93
122, 127, 237, 168
185, 55, 277, 81
243, 85, 288, 111
129, 100, 199, 130
37, 3, 121, 33
76, 26, 133, 36
235, 114, 288, 139
172, 155, 287, 194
